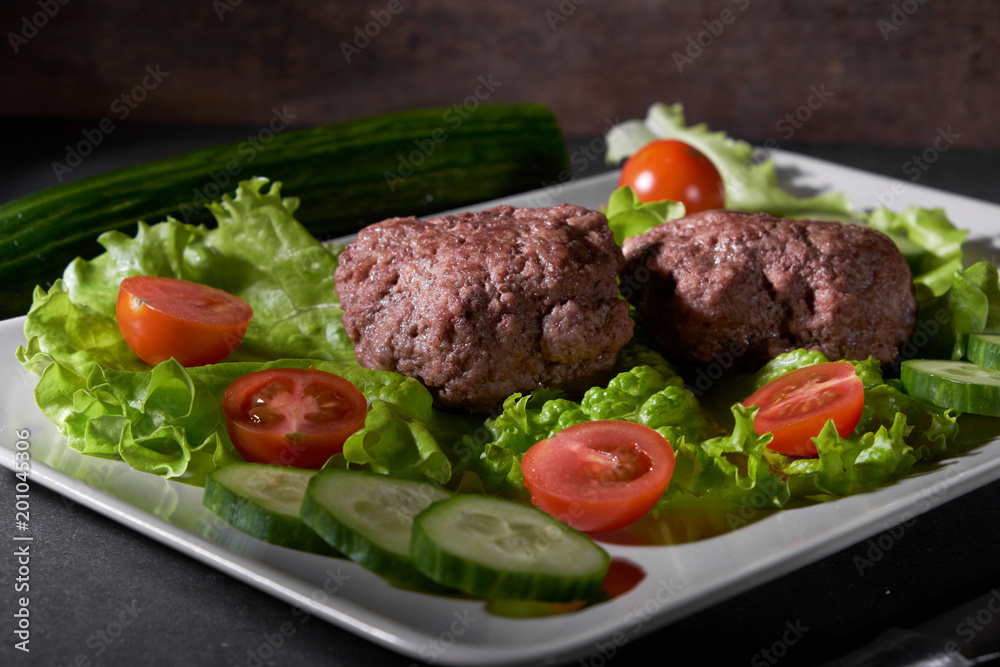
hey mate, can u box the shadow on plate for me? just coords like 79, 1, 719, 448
486, 558, 648, 618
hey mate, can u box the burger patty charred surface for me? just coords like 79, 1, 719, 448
620, 210, 917, 368
334, 204, 634, 412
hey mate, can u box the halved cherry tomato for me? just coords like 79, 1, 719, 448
520, 420, 675, 533
742, 361, 865, 457
116, 275, 253, 367
618, 139, 725, 213
223, 368, 368, 469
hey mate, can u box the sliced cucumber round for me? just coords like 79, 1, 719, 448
301, 469, 451, 587
901, 359, 1000, 417
967, 334, 1000, 371
410, 495, 610, 602
203, 463, 339, 556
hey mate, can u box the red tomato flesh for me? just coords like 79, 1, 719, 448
618, 139, 725, 213
223, 368, 367, 469
742, 361, 865, 457
116, 275, 253, 366
520, 420, 676, 533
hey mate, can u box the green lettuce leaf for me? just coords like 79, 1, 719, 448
16, 281, 147, 376
747, 353, 957, 500
667, 402, 789, 509
750, 349, 831, 389
17, 177, 356, 377
459, 343, 718, 498
605, 102, 852, 219
468, 342, 962, 510
15, 178, 481, 483
605, 186, 686, 244
903, 261, 1000, 361
27, 353, 479, 485
861, 207, 967, 298
947, 262, 1000, 358
8, 165, 980, 520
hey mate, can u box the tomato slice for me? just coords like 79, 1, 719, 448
742, 361, 865, 457
116, 275, 253, 367
223, 368, 368, 469
617, 139, 725, 213
520, 420, 676, 533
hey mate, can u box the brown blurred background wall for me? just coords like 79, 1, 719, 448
1, 0, 998, 147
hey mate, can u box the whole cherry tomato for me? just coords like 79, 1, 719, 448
618, 139, 725, 213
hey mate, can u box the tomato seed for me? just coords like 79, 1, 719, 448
247, 406, 284, 425
249, 381, 293, 407
303, 386, 350, 422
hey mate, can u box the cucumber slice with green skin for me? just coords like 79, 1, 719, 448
301, 469, 451, 587
203, 463, 339, 556
901, 359, 1000, 417
410, 495, 611, 602
967, 334, 1000, 371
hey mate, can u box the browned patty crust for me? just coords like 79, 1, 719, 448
334, 204, 634, 412
620, 210, 917, 368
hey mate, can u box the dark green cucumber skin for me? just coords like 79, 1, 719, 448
967, 334, 1000, 371
0, 104, 569, 319
410, 498, 610, 603
300, 492, 429, 588
901, 359, 1000, 417
202, 475, 341, 557
299, 471, 449, 591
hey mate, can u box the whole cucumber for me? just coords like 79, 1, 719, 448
0, 104, 568, 319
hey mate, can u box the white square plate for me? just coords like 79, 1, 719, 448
2, 151, 1000, 666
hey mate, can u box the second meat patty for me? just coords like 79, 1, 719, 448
620, 210, 917, 369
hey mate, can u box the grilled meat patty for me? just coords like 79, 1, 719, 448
334, 204, 634, 412
620, 210, 917, 369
